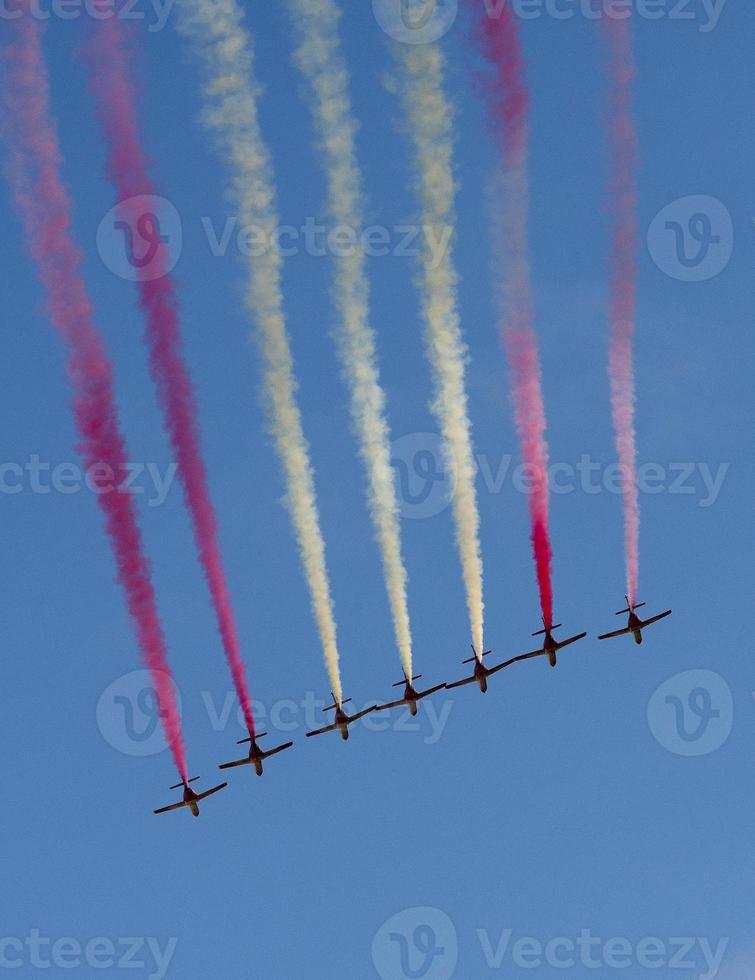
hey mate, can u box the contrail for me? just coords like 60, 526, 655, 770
603, 18, 640, 605
174, 0, 343, 700
83, 19, 258, 733
285, 0, 413, 679
392, 41, 485, 657
1, 10, 188, 781
467, 1, 554, 629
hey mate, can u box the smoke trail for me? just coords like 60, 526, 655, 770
603, 19, 640, 605
83, 19, 257, 733
286, 0, 413, 679
467, 1, 554, 629
1, 11, 187, 782
174, 0, 343, 700
392, 42, 485, 657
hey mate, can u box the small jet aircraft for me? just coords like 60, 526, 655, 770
446, 646, 519, 694
375, 670, 446, 716
305, 693, 378, 741
153, 777, 227, 817
218, 730, 294, 777
598, 596, 672, 645
519, 619, 588, 667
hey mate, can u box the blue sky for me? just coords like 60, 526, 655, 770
1, 1, 752, 978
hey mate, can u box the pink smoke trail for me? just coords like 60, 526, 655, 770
468, 1, 554, 628
604, 18, 640, 605
83, 19, 256, 736
1, 10, 188, 782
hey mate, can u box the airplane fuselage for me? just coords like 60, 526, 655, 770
627, 612, 644, 643
473, 662, 489, 692
404, 685, 419, 715
183, 789, 201, 817
543, 632, 558, 666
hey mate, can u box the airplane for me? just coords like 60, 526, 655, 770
153, 777, 227, 817
375, 670, 446, 716
445, 645, 544, 693
518, 619, 588, 667
218, 730, 294, 777
598, 596, 672, 645
305, 692, 377, 741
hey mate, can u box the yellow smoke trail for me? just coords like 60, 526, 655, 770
393, 41, 485, 656
176, 0, 342, 700
286, 0, 413, 679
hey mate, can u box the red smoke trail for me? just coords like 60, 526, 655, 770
83, 19, 256, 736
604, 18, 640, 605
468, 2, 554, 628
1, 11, 188, 782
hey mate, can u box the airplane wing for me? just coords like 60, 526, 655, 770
445, 675, 477, 690
597, 627, 632, 640
375, 696, 408, 712
153, 800, 187, 815
348, 705, 378, 723
555, 632, 587, 649
642, 609, 672, 628
416, 683, 446, 700
195, 782, 227, 802
262, 741, 294, 758
488, 650, 544, 675
218, 757, 251, 770
306, 722, 339, 738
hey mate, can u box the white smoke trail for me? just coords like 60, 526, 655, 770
392, 41, 485, 656
176, 0, 342, 700
285, 0, 413, 679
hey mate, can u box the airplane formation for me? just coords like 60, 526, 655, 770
154, 596, 672, 817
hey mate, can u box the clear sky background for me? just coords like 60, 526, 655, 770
1, 1, 753, 978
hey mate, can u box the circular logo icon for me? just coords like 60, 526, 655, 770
391, 432, 455, 519
647, 669, 733, 757
97, 194, 182, 282
96, 669, 182, 757
372, 907, 458, 980
372, 0, 458, 45
647, 195, 733, 282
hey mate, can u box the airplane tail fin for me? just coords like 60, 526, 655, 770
393, 674, 422, 688
237, 731, 267, 744
463, 648, 491, 665
616, 600, 646, 615
170, 776, 199, 790
532, 623, 561, 637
